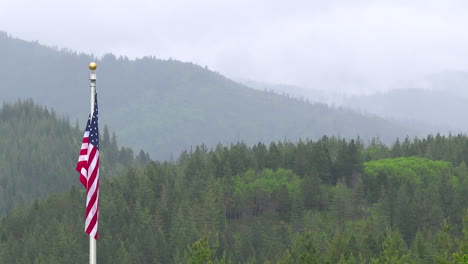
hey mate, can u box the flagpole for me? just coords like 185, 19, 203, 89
89, 62, 97, 264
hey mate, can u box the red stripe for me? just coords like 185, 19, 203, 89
85, 179, 99, 239
80, 175, 87, 188
76, 160, 87, 170
87, 158, 98, 184
85, 207, 98, 234
87, 151, 98, 188
85, 148, 99, 239
88, 147, 97, 169
86, 184, 98, 216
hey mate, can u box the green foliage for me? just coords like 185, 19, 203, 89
1, 134, 468, 263
184, 236, 218, 264
364, 157, 453, 187
363, 157, 454, 203
369, 228, 415, 264
283, 231, 322, 264
0, 100, 145, 217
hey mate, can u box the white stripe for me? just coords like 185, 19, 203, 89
86, 192, 99, 224
88, 148, 99, 174
89, 222, 98, 238
82, 136, 99, 237
86, 171, 99, 208
86, 168, 99, 202
78, 155, 88, 163
85, 194, 99, 232
85, 147, 99, 232
80, 168, 88, 179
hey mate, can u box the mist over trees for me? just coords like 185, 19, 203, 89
343, 80, 468, 132
0, 32, 440, 160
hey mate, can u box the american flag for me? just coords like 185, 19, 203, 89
76, 94, 100, 239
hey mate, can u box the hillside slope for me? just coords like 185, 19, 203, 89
0, 100, 147, 217
0, 32, 435, 160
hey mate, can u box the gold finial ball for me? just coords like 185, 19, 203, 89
89, 62, 97, 71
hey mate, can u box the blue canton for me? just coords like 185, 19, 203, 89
86, 93, 100, 150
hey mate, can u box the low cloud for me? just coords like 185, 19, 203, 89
2, 0, 467, 93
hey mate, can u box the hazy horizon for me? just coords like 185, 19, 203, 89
2, 0, 468, 94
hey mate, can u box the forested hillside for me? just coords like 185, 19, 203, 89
0, 32, 437, 160
0, 100, 149, 217
1, 134, 467, 263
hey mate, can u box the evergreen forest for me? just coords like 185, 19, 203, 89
1, 115, 467, 263
0, 32, 438, 160
0, 100, 149, 217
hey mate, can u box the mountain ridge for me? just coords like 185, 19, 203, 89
0, 31, 436, 160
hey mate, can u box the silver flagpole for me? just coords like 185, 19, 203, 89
89, 62, 97, 264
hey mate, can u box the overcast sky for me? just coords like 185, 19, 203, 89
1, 0, 468, 93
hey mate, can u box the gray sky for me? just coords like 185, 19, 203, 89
2, 0, 468, 93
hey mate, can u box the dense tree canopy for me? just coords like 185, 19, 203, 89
1, 133, 467, 263
0, 100, 149, 217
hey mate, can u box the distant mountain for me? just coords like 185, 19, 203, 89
413, 71, 468, 97
246, 71, 468, 133
0, 31, 436, 159
342, 72, 468, 132
237, 79, 349, 105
